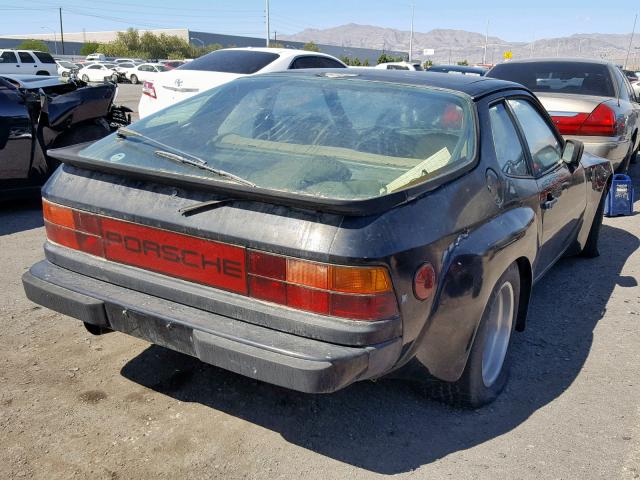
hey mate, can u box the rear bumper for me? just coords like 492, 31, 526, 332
23, 260, 401, 393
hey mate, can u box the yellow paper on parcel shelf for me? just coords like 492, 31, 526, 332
384, 147, 451, 193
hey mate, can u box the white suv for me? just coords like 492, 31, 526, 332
0, 50, 58, 75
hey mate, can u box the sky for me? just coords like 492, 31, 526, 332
0, 0, 637, 43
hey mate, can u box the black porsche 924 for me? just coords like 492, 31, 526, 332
22, 70, 612, 406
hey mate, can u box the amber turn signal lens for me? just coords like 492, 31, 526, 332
330, 265, 392, 294
42, 200, 74, 228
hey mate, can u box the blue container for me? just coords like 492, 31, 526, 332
604, 174, 634, 217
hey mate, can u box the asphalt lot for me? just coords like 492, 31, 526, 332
115, 83, 143, 121
1, 159, 639, 477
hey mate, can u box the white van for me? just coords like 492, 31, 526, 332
85, 53, 106, 62
0, 50, 58, 75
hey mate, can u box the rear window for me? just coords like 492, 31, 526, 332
79, 75, 476, 201
488, 61, 615, 97
178, 50, 280, 74
33, 52, 56, 63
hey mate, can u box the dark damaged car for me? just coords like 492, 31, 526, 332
22, 70, 612, 406
0, 74, 130, 199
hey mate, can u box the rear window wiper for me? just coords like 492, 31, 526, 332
116, 127, 256, 188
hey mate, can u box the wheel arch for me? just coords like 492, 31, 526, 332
409, 206, 538, 382
514, 256, 532, 332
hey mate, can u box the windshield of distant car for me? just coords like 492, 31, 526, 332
177, 50, 280, 74
58, 61, 76, 68
488, 61, 615, 97
79, 75, 476, 200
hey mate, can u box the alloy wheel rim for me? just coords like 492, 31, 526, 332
481, 281, 514, 387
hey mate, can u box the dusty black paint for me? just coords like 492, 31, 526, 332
24, 72, 613, 390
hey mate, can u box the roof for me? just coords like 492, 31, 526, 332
257, 68, 526, 99
429, 65, 488, 73
224, 47, 339, 58
496, 57, 614, 66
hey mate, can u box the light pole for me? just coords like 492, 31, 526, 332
41, 26, 58, 55
482, 19, 489, 64
409, 4, 415, 62
265, 0, 270, 47
624, 13, 638, 69
190, 37, 204, 48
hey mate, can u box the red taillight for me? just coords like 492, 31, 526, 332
246, 251, 398, 321
43, 200, 399, 322
142, 81, 156, 99
552, 103, 620, 136
579, 103, 618, 136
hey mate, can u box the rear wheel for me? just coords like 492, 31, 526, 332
433, 263, 520, 408
36, 70, 49, 76
130, 74, 139, 84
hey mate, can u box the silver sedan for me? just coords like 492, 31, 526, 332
488, 58, 640, 172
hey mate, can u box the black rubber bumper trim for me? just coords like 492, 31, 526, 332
22, 260, 401, 393
23, 270, 109, 327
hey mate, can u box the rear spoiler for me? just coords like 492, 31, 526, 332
48, 143, 472, 216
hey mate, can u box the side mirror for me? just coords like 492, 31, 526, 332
562, 139, 584, 167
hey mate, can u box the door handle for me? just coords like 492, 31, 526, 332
542, 197, 558, 210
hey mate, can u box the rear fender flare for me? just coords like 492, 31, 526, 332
409, 206, 537, 382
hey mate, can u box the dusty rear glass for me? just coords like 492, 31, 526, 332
79, 74, 476, 200
489, 61, 615, 97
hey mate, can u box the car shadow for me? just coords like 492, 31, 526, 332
119, 219, 639, 474
0, 198, 43, 236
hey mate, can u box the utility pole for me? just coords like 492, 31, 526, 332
59, 7, 65, 55
265, 0, 270, 47
482, 19, 489, 64
274, 31, 277, 44
409, 4, 414, 62
624, 13, 638, 69
556, 39, 560, 57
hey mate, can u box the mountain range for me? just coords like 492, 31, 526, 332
281, 23, 640, 66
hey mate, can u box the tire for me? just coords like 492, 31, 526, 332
580, 189, 606, 258
81, 74, 89, 82
130, 74, 139, 84
617, 143, 636, 174
431, 263, 520, 408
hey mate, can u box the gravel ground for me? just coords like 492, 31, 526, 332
0, 163, 639, 479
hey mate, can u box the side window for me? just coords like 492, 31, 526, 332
33, 52, 55, 63
314, 57, 346, 68
290, 57, 324, 69
18, 52, 35, 63
508, 98, 562, 174
1, 51, 18, 63
488, 103, 529, 176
